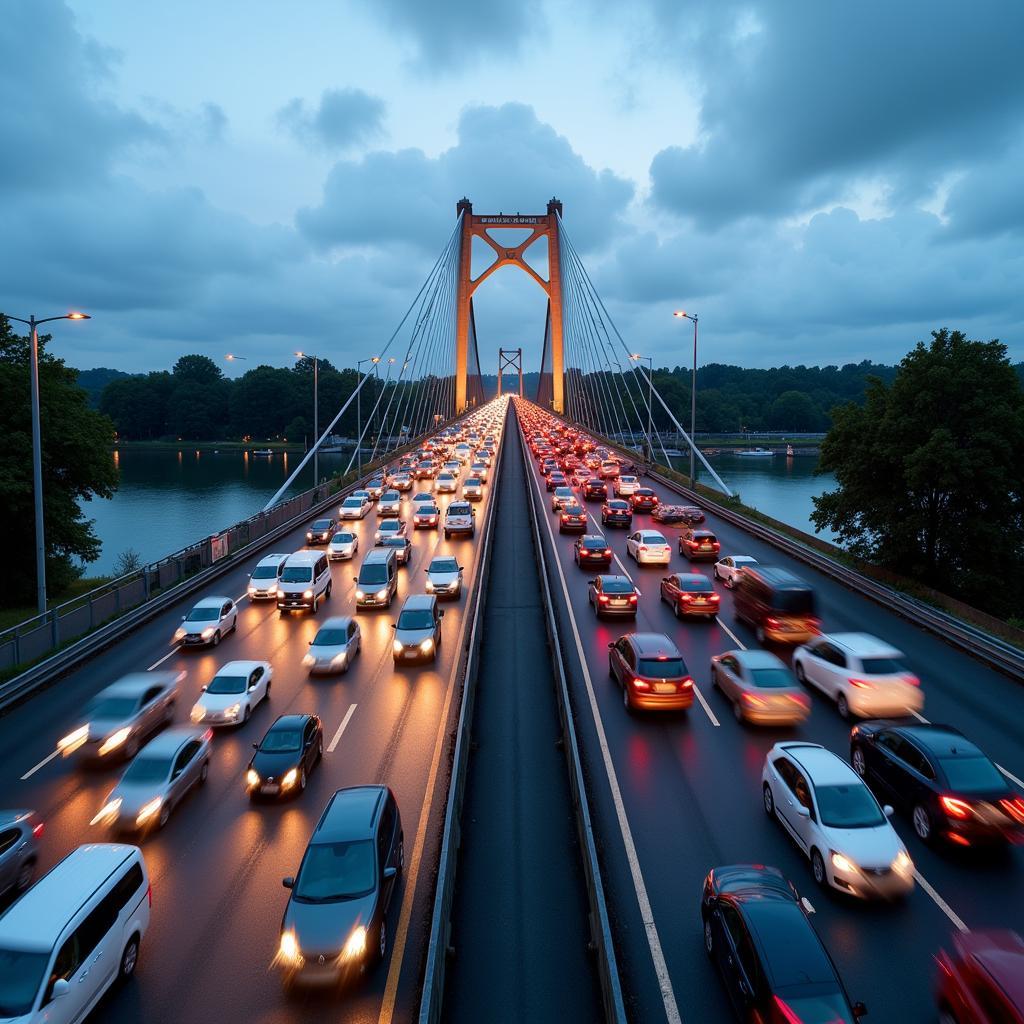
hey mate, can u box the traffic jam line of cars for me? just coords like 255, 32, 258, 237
0, 404, 506, 1021
515, 397, 1024, 1024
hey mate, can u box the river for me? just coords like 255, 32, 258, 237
81, 447, 838, 576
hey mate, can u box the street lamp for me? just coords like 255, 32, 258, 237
295, 351, 320, 484
224, 353, 247, 362
674, 310, 699, 486
356, 356, 380, 473
629, 353, 654, 463
1, 311, 91, 615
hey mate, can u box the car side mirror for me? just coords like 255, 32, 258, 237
248, 685, 256, 692
796, 804, 810, 818
384, 866, 397, 881
201, 685, 207, 692
308, 640, 313, 645
353, 576, 358, 583
390, 623, 396, 629
439, 610, 445, 617
607, 642, 614, 650
883, 805, 894, 818
853, 1002, 868, 1019
181, 615, 186, 622
51, 979, 70, 1000
799, 896, 815, 914
282, 876, 294, 889
252, 743, 259, 749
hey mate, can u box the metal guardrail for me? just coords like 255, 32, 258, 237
647, 469, 1024, 682
515, 417, 628, 1024
418, 406, 508, 1024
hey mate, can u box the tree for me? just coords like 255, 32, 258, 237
768, 390, 824, 431
0, 316, 120, 605
284, 416, 308, 444
172, 354, 223, 386
812, 329, 1024, 616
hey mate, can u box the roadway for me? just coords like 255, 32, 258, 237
1, 405, 507, 1024
514, 397, 1024, 1024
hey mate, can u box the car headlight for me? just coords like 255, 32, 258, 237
425, 579, 434, 591
303, 589, 313, 599
201, 626, 215, 639
420, 638, 434, 653
301, 654, 315, 667
393, 639, 404, 654
306, 532, 312, 539
173, 628, 186, 641
893, 850, 913, 876
90, 796, 122, 826
224, 703, 241, 720
281, 768, 298, 789
58, 724, 89, 755
376, 589, 387, 600
246, 769, 260, 787
191, 705, 206, 723
356, 590, 365, 600
136, 797, 163, 826
98, 727, 132, 757
830, 851, 855, 874
341, 925, 367, 961
279, 930, 302, 965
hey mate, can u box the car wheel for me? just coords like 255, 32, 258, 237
118, 935, 140, 982
158, 803, 171, 829
317, 738, 323, 762
674, 600, 682, 620
837, 693, 850, 719
713, 566, 720, 580
212, 630, 221, 647
762, 783, 775, 818
811, 849, 827, 888
15, 859, 35, 893
398, 834, 405, 873
622, 686, 632, 712
913, 804, 933, 842
326, 582, 332, 599
725, 576, 734, 589
851, 745, 867, 777
608, 657, 616, 680
794, 661, 807, 684
243, 704, 251, 723
265, 681, 271, 699
703, 917, 714, 957
376, 919, 388, 965
311, 596, 318, 614
200, 760, 209, 784
231, 615, 238, 634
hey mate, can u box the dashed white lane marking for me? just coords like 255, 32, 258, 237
21, 748, 61, 781
529, 447, 683, 1024
908, 708, 929, 723
327, 703, 358, 753
913, 868, 969, 932
715, 617, 747, 651
692, 683, 720, 727
148, 649, 178, 671
586, 511, 638, 588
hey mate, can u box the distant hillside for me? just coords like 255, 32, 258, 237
76, 367, 135, 407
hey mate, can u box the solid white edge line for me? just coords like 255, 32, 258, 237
908, 708, 929, 723
21, 748, 61, 781
327, 703, 358, 753
913, 868, 969, 932
527, 436, 683, 1024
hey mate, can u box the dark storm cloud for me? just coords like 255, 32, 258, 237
276, 88, 386, 151
359, 0, 543, 70
646, 1, 1024, 227
296, 103, 634, 252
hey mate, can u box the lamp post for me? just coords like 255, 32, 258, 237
224, 353, 247, 362
356, 356, 380, 473
2, 311, 91, 615
629, 353, 654, 463
674, 310, 699, 486
294, 352, 319, 483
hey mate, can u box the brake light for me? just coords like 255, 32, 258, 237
632, 677, 651, 691
788, 693, 811, 707
712, 542, 720, 551
773, 995, 804, 1024
680, 677, 694, 689
1000, 798, 1024, 824
940, 795, 972, 819
32, 821, 44, 839
848, 678, 872, 689
598, 595, 610, 604
604, 549, 612, 556
628, 594, 638, 603
639, 545, 648, 552
765, 618, 780, 628
742, 693, 766, 706
903, 674, 920, 687
203, 728, 214, 742
681, 593, 693, 602
709, 594, 720, 602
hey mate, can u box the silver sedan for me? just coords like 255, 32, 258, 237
711, 649, 810, 725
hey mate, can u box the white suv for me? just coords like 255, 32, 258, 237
445, 501, 476, 539
792, 633, 924, 719
762, 741, 914, 899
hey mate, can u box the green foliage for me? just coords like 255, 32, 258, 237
812, 329, 1024, 617
0, 317, 120, 606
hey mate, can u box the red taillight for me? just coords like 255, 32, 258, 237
32, 821, 44, 839
681, 593, 693, 602
742, 692, 765, 706
203, 728, 214, 742
639, 545, 648, 552
147, 883, 153, 908
632, 677, 651, 691
604, 549, 612, 556
709, 594, 720, 602
680, 677, 694, 689
712, 542, 720, 551
773, 995, 804, 1024
1000, 798, 1024, 824
903, 674, 920, 687
848, 677, 872, 689
628, 594, 638, 603
598, 595, 610, 604
765, 618, 780, 628
788, 693, 811, 707
940, 795, 972, 819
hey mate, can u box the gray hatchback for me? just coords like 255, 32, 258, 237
0, 810, 42, 898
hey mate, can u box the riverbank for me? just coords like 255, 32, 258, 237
0, 576, 113, 631
112, 439, 306, 452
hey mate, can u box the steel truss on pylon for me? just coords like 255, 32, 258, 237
497, 348, 523, 398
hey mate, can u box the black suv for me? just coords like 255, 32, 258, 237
701, 864, 866, 1022
279, 786, 403, 988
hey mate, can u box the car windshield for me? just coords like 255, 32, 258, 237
379, 521, 399, 532
207, 674, 247, 695
122, 756, 171, 785
449, 505, 470, 515
398, 609, 434, 630
313, 629, 348, 646
859, 656, 908, 674
430, 558, 458, 573
293, 839, 375, 902
773, 991, 854, 1024
342, 497, 363, 507
638, 657, 686, 678
311, 520, 331, 530
773, 589, 816, 614
601, 579, 633, 594
608, 500, 627, 509
382, 492, 399, 501
383, 538, 406, 549
749, 668, 796, 689
0, 948, 49, 1017
583, 538, 607, 549
280, 567, 313, 583
251, 565, 277, 579
333, 533, 355, 544
466, 479, 481, 486
939, 756, 1006, 793
260, 730, 301, 753
642, 534, 666, 544
682, 577, 713, 593
815, 783, 885, 828
185, 606, 220, 622
86, 696, 138, 719
418, 506, 439, 515
359, 565, 388, 585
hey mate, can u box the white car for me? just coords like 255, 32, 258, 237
470, 461, 489, 482
191, 660, 272, 726
425, 555, 464, 598
761, 741, 914, 899
247, 553, 289, 599
365, 479, 385, 500
625, 530, 671, 566
443, 461, 461, 474
173, 596, 238, 647
411, 490, 434, 506
714, 554, 758, 588
445, 501, 476, 539
378, 490, 402, 516
615, 475, 640, 497
302, 616, 361, 674
339, 495, 371, 520
375, 519, 407, 544
792, 633, 924, 719
463, 478, 483, 500
454, 444, 472, 463
328, 531, 359, 561
475, 450, 492, 466
436, 473, 458, 494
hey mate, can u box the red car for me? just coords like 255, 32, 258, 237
413, 504, 441, 530
659, 573, 720, 619
631, 488, 658, 512
574, 534, 612, 569
559, 504, 588, 534
583, 478, 608, 501
607, 632, 694, 712
936, 930, 1024, 1023
679, 529, 720, 562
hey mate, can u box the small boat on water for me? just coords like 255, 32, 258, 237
252, 449, 274, 456
736, 447, 775, 457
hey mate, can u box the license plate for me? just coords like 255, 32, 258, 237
700, 544, 712, 550
610, 599, 626, 607
261, 784, 279, 794
654, 683, 676, 694
692, 599, 706, 606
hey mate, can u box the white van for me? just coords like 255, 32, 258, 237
0, 843, 149, 1022
276, 550, 332, 613
246, 552, 289, 599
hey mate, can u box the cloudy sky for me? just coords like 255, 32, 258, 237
3, 0, 1023, 377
